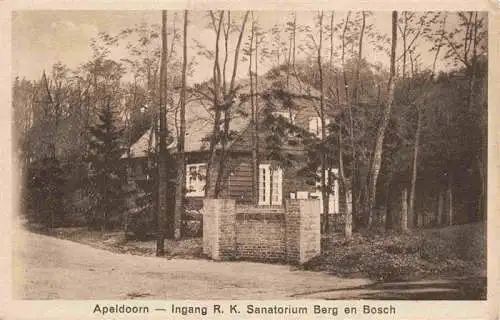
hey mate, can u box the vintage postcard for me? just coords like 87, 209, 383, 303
1, 0, 499, 319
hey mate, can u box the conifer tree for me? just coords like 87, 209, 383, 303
88, 101, 126, 231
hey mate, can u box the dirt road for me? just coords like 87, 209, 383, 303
13, 230, 482, 300
13, 230, 371, 300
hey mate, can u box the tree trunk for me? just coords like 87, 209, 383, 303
408, 107, 421, 229
401, 12, 408, 79
384, 171, 394, 231
401, 187, 408, 232
469, 12, 484, 222
156, 10, 169, 255
352, 11, 366, 103
292, 13, 297, 70
340, 12, 357, 226
447, 173, 453, 226
204, 12, 224, 198
344, 184, 352, 238
417, 213, 423, 228
253, 18, 259, 180
316, 11, 329, 233
339, 110, 352, 239
173, 10, 188, 240
478, 156, 485, 221
368, 11, 398, 227
437, 190, 444, 226
329, 12, 334, 66
352, 11, 366, 223
477, 64, 487, 222
249, 15, 259, 205
210, 11, 249, 199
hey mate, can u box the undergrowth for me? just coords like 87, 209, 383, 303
302, 223, 485, 282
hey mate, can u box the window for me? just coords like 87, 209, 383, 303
308, 117, 330, 139
186, 163, 206, 197
258, 164, 283, 205
311, 168, 339, 213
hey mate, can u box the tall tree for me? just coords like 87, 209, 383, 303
247, 12, 259, 205
367, 11, 398, 226
340, 11, 359, 225
173, 10, 188, 240
204, 11, 250, 198
316, 11, 330, 232
405, 13, 443, 228
156, 10, 169, 255
88, 101, 126, 231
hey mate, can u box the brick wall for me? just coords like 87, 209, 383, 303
235, 205, 286, 262
203, 199, 320, 264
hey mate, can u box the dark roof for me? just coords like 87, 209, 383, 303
129, 70, 321, 158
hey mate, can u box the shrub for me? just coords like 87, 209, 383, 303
25, 157, 66, 228
126, 208, 156, 240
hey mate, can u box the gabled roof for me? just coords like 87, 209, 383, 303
128, 69, 321, 158
129, 99, 250, 157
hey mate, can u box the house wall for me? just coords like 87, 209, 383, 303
203, 199, 321, 264
184, 153, 254, 209
218, 155, 253, 203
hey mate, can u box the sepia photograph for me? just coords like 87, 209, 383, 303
11, 9, 488, 302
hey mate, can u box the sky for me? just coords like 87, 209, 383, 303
11, 10, 466, 85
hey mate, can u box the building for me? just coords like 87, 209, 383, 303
127, 69, 345, 216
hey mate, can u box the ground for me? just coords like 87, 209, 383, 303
13, 229, 485, 300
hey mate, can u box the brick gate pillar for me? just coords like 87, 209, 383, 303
285, 199, 321, 264
203, 199, 236, 260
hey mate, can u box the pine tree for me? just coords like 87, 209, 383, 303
87, 101, 126, 231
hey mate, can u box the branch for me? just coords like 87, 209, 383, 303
396, 14, 425, 63
222, 11, 230, 95
228, 11, 250, 94
444, 34, 469, 67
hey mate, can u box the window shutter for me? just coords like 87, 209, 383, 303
259, 165, 265, 204
259, 164, 271, 205
271, 167, 283, 205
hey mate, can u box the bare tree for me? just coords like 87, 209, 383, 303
173, 10, 188, 240
316, 11, 330, 232
156, 10, 169, 256
367, 11, 398, 227
247, 12, 259, 205
205, 11, 250, 198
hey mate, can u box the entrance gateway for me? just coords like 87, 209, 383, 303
203, 199, 321, 264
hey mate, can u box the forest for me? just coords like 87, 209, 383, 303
13, 11, 487, 250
